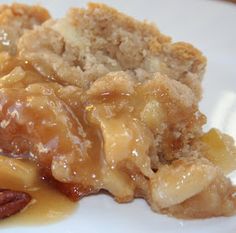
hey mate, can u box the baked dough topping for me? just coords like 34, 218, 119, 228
0, 3, 235, 220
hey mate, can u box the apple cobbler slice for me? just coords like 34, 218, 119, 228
0, 3, 235, 219
0, 57, 236, 218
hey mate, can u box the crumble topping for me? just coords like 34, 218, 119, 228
0, 3, 235, 220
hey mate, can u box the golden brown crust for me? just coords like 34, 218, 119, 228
167, 42, 205, 62
0, 3, 50, 55
17, 3, 206, 101
163, 42, 207, 73
0, 3, 50, 26
70, 2, 171, 44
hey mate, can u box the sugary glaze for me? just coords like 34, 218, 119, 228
0, 157, 75, 226
0, 3, 236, 220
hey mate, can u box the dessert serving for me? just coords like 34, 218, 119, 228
0, 2, 236, 221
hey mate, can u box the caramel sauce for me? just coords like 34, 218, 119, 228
0, 161, 76, 227
0, 55, 81, 226
0, 54, 104, 188
0, 42, 224, 223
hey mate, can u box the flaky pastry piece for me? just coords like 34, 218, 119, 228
0, 3, 235, 219
0, 3, 50, 55
18, 3, 205, 99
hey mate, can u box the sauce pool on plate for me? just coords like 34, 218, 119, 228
0, 157, 76, 226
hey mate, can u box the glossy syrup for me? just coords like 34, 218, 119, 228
0, 161, 76, 227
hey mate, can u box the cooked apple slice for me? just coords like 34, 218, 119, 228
150, 159, 218, 208
201, 129, 236, 174
0, 156, 37, 188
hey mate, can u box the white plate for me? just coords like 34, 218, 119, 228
0, 0, 236, 232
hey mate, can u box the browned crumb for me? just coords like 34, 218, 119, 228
18, 3, 206, 99
0, 3, 50, 54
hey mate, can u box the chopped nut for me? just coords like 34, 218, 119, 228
0, 189, 31, 219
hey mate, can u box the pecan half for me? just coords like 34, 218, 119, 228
0, 189, 31, 219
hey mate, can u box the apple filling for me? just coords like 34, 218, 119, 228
0, 3, 236, 220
